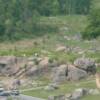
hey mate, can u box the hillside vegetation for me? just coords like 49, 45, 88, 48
0, 0, 100, 100
0, 0, 91, 41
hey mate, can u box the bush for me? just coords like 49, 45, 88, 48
82, 8, 100, 39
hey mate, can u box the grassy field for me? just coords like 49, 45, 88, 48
22, 78, 100, 99
82, 95, 100, 100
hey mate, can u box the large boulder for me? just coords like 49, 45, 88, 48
0, 56, 28, 76
0, 56, 17, 75
70, 88, 87, 100
52, 64, 68, 83
52, 64, 89, 82
67, 65, 87, 81
74, 58, 96, 74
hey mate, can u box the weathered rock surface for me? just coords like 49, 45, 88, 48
52, 64, 68, 83
52, 57, 96, 83
26, 65, 48, 76
0, 56, 18, 76
0, 56, 27, 76
70, 88, 87, 100
67, 65, 87, 81
52, 58, 96, 83
0, 56, 96, 83
74, 58, 96, 74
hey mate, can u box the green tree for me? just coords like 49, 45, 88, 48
58, 0, 91, 15
82, 8, 100, 39
0, 0, 92, 41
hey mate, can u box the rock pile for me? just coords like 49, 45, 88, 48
0, 56, 96, 82
74, 57, 96, 74
52, 57, 96, 83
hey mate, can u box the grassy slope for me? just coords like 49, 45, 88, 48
0, 15, 99, 63
0, 16, 87, 61
0, 4, 100, 99
21, 15, 100, 99
23, 78, 100, 99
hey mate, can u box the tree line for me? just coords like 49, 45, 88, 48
0, 0, 91, 41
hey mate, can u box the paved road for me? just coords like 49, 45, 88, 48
0, 97, 7, 100
13, 94, 46, 100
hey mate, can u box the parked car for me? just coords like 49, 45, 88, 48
0, 91, 11, 96
0, 88, 4, 92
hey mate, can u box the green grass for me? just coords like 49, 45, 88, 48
22, 79, 99, 99
0, 15, 87, 55
0, 16, 99, 64
40, 15, 87, 35
82, 95, 100, 100
0, 15, 99, 64
48, 51, 79, 63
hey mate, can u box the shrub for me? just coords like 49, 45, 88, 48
82, 8, 100, 39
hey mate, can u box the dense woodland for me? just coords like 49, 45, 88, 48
0, 0, 99, 40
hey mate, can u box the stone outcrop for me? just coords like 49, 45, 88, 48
26, 65, 48, 76
0, 56, 27, 76
0, 56, 18, 76
52, 57, 96, 83
0, 56, 96, 82
52, 64, 68, 83
74, 57, 96, 74
67, 65, 87, 81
